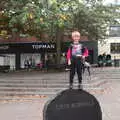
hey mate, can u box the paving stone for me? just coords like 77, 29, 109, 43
0, 67, 119, 120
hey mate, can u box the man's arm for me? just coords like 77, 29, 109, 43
67, 48, 71, 65
82, 47, 89, 58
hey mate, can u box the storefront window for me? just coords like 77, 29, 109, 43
111, 43, 120, 53
21, 54, 41, 68
109, 26, 120, 37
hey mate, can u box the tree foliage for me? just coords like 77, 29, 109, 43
0, 0, 120, 41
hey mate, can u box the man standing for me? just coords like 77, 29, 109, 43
67, 31, 88, 89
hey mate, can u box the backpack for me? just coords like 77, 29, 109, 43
43, 89, 102, 120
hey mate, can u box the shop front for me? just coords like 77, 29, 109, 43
0, 42, 56, 70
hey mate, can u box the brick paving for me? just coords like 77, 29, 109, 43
0, 81, 119, 120
0, 67, 119, 120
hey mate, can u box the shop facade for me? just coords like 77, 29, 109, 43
0, 42, 56, 70
98, 25, 120, 60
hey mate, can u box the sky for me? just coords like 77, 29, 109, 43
103, 0, 120, 5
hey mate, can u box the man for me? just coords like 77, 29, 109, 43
67, 31, 88, 89
82, 61, 91, 76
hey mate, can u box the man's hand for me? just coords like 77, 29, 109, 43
76, 55, 82, 57
82, 56, 85, 62
82, 56, 85, 59
68, 59, 71, 65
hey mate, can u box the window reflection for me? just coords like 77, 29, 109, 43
109, 26, 120, 37
111, 43, 120, 53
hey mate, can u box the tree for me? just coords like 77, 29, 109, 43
1, 0, 120, 40
72, 0, 120, 41
1, 0, 120, 65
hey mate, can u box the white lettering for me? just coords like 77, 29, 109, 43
56, 102, 94, 110
47, 45, 50, 48
51, 45, 55, 49
42, 45, 47, 48
0, 46, 9, 50
32, 44, 55, 49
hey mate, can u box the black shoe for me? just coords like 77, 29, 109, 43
78, 84, 82, 90
69, 84, 73, 89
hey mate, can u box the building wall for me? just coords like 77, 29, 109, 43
98, 37, 120, 60
0, 54, 15, 70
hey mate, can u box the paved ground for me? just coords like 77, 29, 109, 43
0, 67, 108, 97
0, 67, 119, 120
98, 81, 120, 120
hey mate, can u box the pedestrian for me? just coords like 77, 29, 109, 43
24, 59, 28, 69
44, 54, 48, 71
82, 61, 91, 76
67, 30, 88, 89
28, 58, 32, 69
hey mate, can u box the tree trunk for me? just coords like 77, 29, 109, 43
56, 27, 64, 68
11, 31, 20, 42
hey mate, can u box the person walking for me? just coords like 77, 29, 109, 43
82, 60, 91, 76
67, 31, 88, 89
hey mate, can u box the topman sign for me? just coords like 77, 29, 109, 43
32, 44, 55, 49
0, 42, 56, 53
0, 46, 9, 50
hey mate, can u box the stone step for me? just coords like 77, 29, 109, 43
0, 68, 119, 77
91, 73, 120, 76
0, 79, 106, 87
0, 78, 68, 81
101, 77, 120, 79
0, 91, 57, 96
85, 74, 120, 79
0, 76, 99, 84
0, 80, 69, 84
91, 72, 120, 76
0, 83, 104, 90
0, 80, 97, 85
90, 70, 120, 74
0, 80, 108, 101
0, 72, 119, 82
0, 76, 118, 85
0, 67, 118, 101
0, 80, 107, 96
0, 87, 105, 98
0, 86, 106, 102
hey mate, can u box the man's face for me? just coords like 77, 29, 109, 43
72, 32, 80, 43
